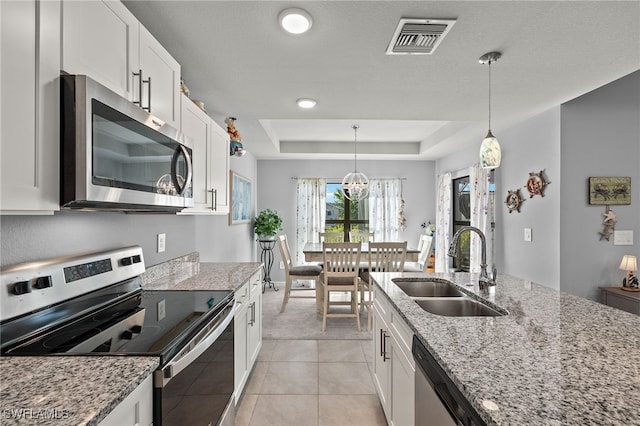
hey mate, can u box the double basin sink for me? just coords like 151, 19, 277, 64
392, 278, 506, 317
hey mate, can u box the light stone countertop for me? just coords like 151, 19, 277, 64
0, 256, 262, 426
0, 356, 158, 426
371, 271, 640, 426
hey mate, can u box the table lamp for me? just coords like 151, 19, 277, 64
618, 254, 638, 288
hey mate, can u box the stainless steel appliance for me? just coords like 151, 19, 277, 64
61, 74, 194, 212
0, 246, 235, 426
412, 335, 487, 426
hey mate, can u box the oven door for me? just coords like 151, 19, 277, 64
154, 297, 236, 426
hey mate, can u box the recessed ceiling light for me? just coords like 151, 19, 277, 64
296, 98, 317, 109
279, 8, 313, 34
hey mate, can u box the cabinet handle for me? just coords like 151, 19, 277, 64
382, 330, 390, 362
248, 301, 256, 326
208, 189, 217, 211
133, 69, 143, 108
379, 328, 384, 358
146, 76, 152, 112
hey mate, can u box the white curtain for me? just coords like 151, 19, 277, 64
469, 164, 491, 273
295, 178, 326, 263
368, 179, 402, 242
435, 173, 452, 273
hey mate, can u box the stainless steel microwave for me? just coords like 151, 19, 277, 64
61, 74, 193, 212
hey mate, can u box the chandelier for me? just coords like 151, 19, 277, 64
341, 124, 369, 201
478, 51, 502, 169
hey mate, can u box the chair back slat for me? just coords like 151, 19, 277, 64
277, 234, 293, 273
417, 235, 433, 269
319, 232, 344, 243
322, 242, 361, 276
367, 242, 407, 273
349, 231, 375, 243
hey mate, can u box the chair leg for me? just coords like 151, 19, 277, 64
280, 276, 292, 313
353, 286, 361, 332
322, 284, 329, 332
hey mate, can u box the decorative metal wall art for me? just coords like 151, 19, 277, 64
525, 170, 548, 198
598, 206, 617, 241
504, 189, 524, 213
588, 177, 631, 205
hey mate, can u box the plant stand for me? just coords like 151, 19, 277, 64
258, 239, 278, 292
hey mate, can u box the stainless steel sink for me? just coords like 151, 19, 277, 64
392, 278, 465, 297
414, 297, 506, 317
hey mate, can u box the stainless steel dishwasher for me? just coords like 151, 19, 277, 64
412, 336, 487, 426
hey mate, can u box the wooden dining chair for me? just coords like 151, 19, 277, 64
404, 235, 433, 272
320, 242, 362, 332
360, 242, 407, 330
319, 232, 344, 243
349, 231, 375, 243
277, 234, 322, 312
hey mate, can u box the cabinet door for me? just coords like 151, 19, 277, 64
98, 375, 153, 426
1, 0, 60, 214
179, 94, 213, 214
390, 335, 415, 426
61, 0, 137, 98
247, 273, 263, 366
209, 122, 230, 213
372, 305, 391, 422
138, 25, 180, 129
234, 283, 249, 404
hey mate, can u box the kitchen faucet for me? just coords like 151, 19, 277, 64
447, 226, 497, 288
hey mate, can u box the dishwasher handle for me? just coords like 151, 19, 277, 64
155, 298, 236, 388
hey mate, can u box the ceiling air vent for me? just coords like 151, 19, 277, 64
386, 18, 456, 55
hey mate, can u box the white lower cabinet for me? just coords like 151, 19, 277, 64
373, 289, 415, 426
98, 375, 153, 426
234, 271, 262, 403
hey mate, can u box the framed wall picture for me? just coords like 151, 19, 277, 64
229, 171, 251, 225
588, 176, 631, 205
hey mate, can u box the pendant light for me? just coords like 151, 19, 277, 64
341, 124, 369, 201
478, 51, 502, 169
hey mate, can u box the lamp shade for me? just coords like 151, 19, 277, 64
479, 130, 501, 169
619, 255, 638, 272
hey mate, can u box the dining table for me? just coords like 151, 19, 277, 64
302, 242, 420, 263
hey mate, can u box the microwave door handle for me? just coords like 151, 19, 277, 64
155, 299, 236, 388
170, 145, 192, 195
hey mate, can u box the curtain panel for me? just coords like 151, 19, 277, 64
368, 179, 402, 242
295, 178, 326, 263
469, 164, 491, 273
435, 173, 452, 273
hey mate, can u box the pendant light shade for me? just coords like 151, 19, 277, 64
478, 51, 502, 169
342, 125, 369, 201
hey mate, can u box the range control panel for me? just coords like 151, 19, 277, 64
1, 246, 145, 322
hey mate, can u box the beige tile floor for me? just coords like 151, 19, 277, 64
235, 339, 387, 426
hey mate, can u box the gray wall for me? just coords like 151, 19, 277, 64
0, 154, 258, 268
560, 71, 640, 300
436, 70, 639, 300
256, 159, 436, 282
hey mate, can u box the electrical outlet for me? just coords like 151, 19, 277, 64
157, 299, 166, 321
280, 261, 285, 270
613, 230, 633, 245
524, 228, 532, 242
157, 233, 166, 253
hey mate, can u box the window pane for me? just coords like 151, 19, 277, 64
325, 182, 368, 240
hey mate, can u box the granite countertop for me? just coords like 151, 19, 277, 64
371, 272, 640, 425
0, 356, 158, 426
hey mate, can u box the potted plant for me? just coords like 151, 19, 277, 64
253, 209, 283, 240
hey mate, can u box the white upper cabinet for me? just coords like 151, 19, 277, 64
61, 0, 181, 129
178, 95, 230, 215
1, 0, 61, 214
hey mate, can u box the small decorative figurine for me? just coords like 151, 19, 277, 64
525, 170, 548, 198
225, 117, 246, 156
505, 189, 524, 213
598, 206, 616, 241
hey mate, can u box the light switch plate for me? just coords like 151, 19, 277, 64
524, 228, 532, 242
157, 233, 166, 253
613, 230, 633, 245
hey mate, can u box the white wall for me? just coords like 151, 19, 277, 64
256, 159, 436, 282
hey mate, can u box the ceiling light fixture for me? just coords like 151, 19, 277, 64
478, 51, 502, 169
279, 8, 313, 34
341, 124, 369, 201
296, 98, 317, 109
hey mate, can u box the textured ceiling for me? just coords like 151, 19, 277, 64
123, 1, 640, 160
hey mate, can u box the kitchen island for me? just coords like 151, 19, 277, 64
371, 271, 640, 425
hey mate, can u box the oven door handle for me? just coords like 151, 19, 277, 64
155, 298, 236, 388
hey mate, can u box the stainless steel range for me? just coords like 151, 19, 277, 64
0, 246, 236, 426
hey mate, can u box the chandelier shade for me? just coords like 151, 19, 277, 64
478, 51, 502, 169
342, 124, 369, 201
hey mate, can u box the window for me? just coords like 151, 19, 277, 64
451, 173, 495, 271
325, 182, 369, 241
